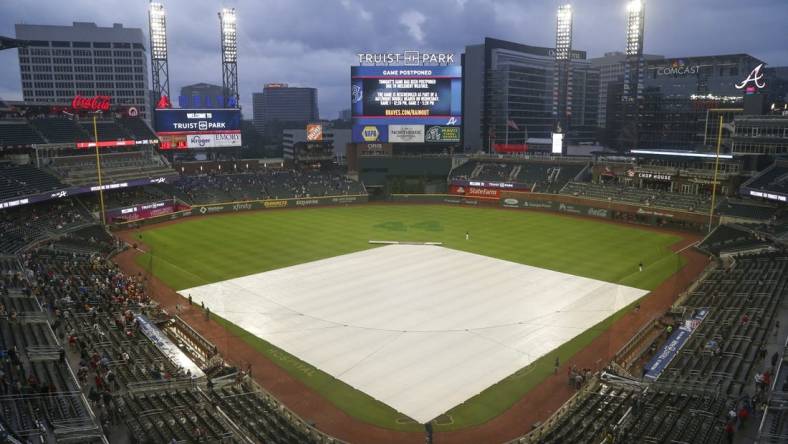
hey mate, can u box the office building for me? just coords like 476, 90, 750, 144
252, 84, 319, 135
180, 82, 224, 108
462, 37, 600, 152
15, 22, 150, 119
590, 51, 664, 129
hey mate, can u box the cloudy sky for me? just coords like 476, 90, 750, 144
1, 0, 786, 119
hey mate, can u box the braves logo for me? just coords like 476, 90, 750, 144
735, 64, 766, 90
352, 84, 363, 104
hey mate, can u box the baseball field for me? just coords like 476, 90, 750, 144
132, 204, 685, 431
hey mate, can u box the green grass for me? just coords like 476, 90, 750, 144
134, 205, 685, 430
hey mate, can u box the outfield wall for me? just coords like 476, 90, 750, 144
114, 190, 712, 232
390, 193, 714, 231
111, 194, 368, 229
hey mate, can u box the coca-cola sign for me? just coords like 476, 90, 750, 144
71, 95, 111, 112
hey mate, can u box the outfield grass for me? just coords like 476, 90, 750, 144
134, 204, 685, 430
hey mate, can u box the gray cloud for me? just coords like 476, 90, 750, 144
0, 0, 786, 119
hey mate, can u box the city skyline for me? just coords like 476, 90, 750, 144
0, 0, 786, 119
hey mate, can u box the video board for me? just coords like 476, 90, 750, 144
154, 108, 242, 148
154, 109, 241, 134
351, 66, 462, 143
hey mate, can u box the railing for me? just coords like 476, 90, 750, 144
126, 376, 201, 394
613, 314, 661, 370
504, 373, 603, 444
671, 261, 719, 310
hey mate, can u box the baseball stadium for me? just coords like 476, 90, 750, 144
1, 1, 788, 444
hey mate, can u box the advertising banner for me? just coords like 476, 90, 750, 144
496, 197, 611, 218
0, 175, 174, 210
643, 308, 708, 381
154, 108, 242, 134
306, 124, 324, 141
425, 125, 461, 143
450, 185, 500, 199
389, 125, 425, 143
494, 143, 528, 153
351, 65, 462, 136
353, 125, 389, 143
106, 200, 176, 222
186, 133, 242, 148
451, 179, 529, 191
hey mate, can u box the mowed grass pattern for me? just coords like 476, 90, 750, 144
136, 205, 681, 291
134, 205, 685, 431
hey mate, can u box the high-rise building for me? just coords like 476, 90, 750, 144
338, 109, 352, 122
590, 51, 663, 129
605, 54, 769, 151
15, 22, 150, 119
180, 82, 224, 108
252, 84, 319, 135
462, 37, 600, 152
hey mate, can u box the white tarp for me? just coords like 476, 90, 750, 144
181, 245, 646, 423
135, 314, 205, 378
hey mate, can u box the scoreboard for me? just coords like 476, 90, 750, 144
351, 66, 462, 143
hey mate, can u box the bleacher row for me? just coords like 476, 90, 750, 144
172, 169, 366, 204
0, 236, 337, 443
519, 251, 788, 444
450, 159, 587, 193
1, 257, 104, 443
45, 150, 175, 186
0, 199, 93, 254
0, 163, 65, 200
561, 181, 713, 213
0, 118, 157, 147
746, 162, 788, 196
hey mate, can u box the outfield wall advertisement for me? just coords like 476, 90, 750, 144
106, 200, 180, 222
115, 194, 368, 228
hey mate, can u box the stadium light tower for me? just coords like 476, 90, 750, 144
148, 1, 171, 108
622, 0, 646, 148
553, 4, 573, 139
219, 8, 239, 108
624, 0, 645, 99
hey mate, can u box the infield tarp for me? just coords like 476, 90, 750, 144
182, 245, 647, 423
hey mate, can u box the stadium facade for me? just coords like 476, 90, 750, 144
605, 53, 786, 151
462, 37, 600, 152
14, 22, 151, 120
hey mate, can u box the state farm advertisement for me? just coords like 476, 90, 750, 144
450, 185, 500, 199
186, 133, 242, 148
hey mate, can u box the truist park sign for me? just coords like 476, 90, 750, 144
357, 51, 455, 66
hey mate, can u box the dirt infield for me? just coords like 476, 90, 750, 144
113, 211, 707, 444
